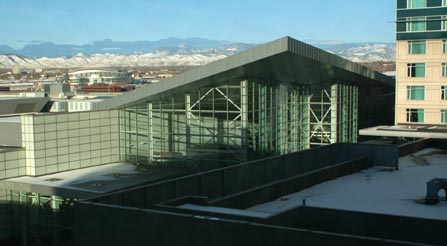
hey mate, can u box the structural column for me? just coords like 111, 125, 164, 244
185, 94, 191, 161
147, 102, 153, 164
241, 80, 248, 162
331, 84, 338, 144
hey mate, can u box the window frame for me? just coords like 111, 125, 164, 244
407, 17, 427, 32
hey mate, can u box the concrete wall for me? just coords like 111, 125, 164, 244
0, 97, 49, 115
210, 157, 368, 209
271, 206, 446, 246
21, 110, 120, 176
74, 202, 412, 246
0, 149, 26, 179
0, 122, 22, 146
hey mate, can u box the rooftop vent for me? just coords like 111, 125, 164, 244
88, 181, 104, 187
105, 173, 130, 178
425, 178, 447, 205
45, 178, 63, 182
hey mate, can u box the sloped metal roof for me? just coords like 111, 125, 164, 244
97, 36, 394, 110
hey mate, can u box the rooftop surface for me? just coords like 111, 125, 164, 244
248, 148, 447, 220
3, 162, 193, 197
0, 116, 21, 123
360, 125, 447, 139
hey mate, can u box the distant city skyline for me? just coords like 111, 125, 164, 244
1, 0, 395, 49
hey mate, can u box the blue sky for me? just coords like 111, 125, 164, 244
0, 0, 395, 48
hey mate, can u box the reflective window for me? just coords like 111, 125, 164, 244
406, 108, 424, 123
408, 40, 426, 54
407, 0, 426, 8
443, 16, 447, 31
443, 63, 447, 77
443, 40, 447, 54
406, 86, 425, 100
407, 63, 425, 77
407, 17, 426, 32
442, 86, 447, 100
442, 109, 447, 124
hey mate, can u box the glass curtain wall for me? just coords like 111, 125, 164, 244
10, 191, 76, 246
120, 79, 358, 169
309, 83, 358, 147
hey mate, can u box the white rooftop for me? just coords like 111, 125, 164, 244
360, 125, 447, 139
0, 116, 21, 123
248, 148, 447, 220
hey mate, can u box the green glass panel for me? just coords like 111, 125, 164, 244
411, 17, 426, 31
409, 41, 426, 54
442, 109, 447, 123
428, 0, 443, 7
398, 0, 407, 8
417, 109, 424, 123
415, 63, 425, 77
413, 86, 425, 100
409, 0, 426, 8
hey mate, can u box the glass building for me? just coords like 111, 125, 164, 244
0, 36, 395, 245
98, 37, 394, 169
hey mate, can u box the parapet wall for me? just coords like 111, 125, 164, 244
20, 111, 120, 176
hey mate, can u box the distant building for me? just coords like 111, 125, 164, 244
0, 97, 49, 115
43, 83, 74, 99
68, 69, 133, 85
11, 67, 21, 75
50, 99, 104, 113
361, 0, 447, 139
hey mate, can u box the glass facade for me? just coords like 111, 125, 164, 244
407, 86, 425, 100
9, 191, 75, 245
120, 79, 358, 169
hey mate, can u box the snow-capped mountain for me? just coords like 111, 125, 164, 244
324, 43, 396, 63
0, 52, 230, 69
0, 43, 252, 69
0, 38, 396, 69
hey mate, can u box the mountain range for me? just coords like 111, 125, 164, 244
0, 38, 395, 69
